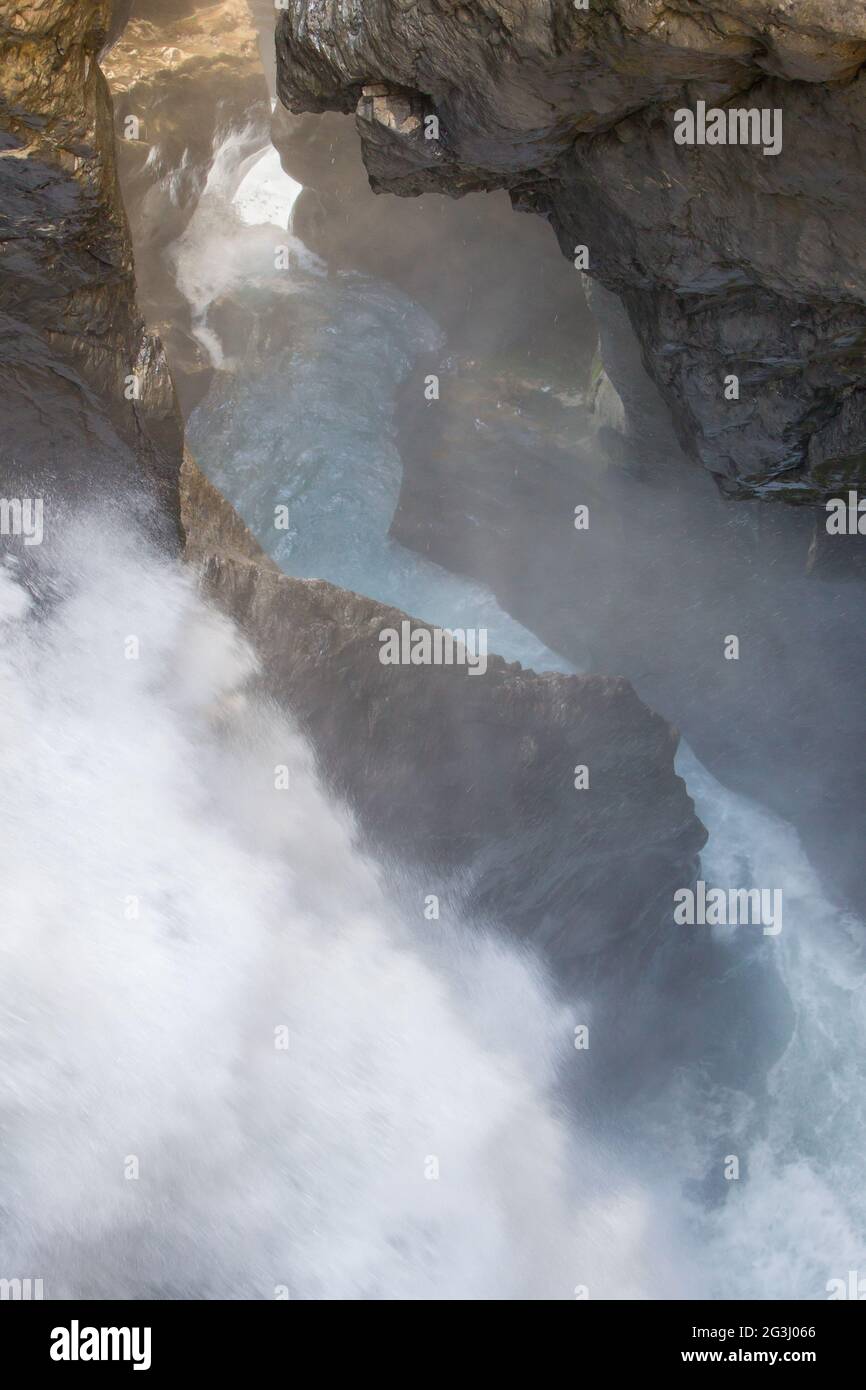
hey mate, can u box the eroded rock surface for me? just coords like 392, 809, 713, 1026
0, 0, 182, 526
276, 0, 866, 502
185, 476, 707, 963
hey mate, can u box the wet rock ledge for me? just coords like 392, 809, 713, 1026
183, 454, 707, 960
276, 0, 866, 504
0, 0, 182, 524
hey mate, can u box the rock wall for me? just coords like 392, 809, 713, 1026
0, 0, 710, 976
182, 441, 719, 1073
0, 0, 183, 527
276, 0, 866, 503
190, 529, 706, 968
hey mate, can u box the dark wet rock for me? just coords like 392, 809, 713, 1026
0, 0, 183, 528
275, 0, 866, 503
184, 475, 707, 959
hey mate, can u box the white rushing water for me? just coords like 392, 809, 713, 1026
2, 513, 862, 1298
180, 137, 580, 672
4, 136, 862, 1301
180, 139, 866, 1299
0, 518, 687, 1299
675, 748, 866, 1299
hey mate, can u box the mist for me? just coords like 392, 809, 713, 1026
0, 515, 695, 1299
3, 0, 865, 1310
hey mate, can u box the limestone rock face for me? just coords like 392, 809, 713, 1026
275, 0, 866, 502
181, 429, 708, 970
181, 449, 707, 963
189, 523, 707, 961
0, 0, 182, 525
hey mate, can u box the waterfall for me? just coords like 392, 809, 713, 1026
3, 119, 861, 1302
175, 131, 866, 1299
0, 516, 685, 1299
